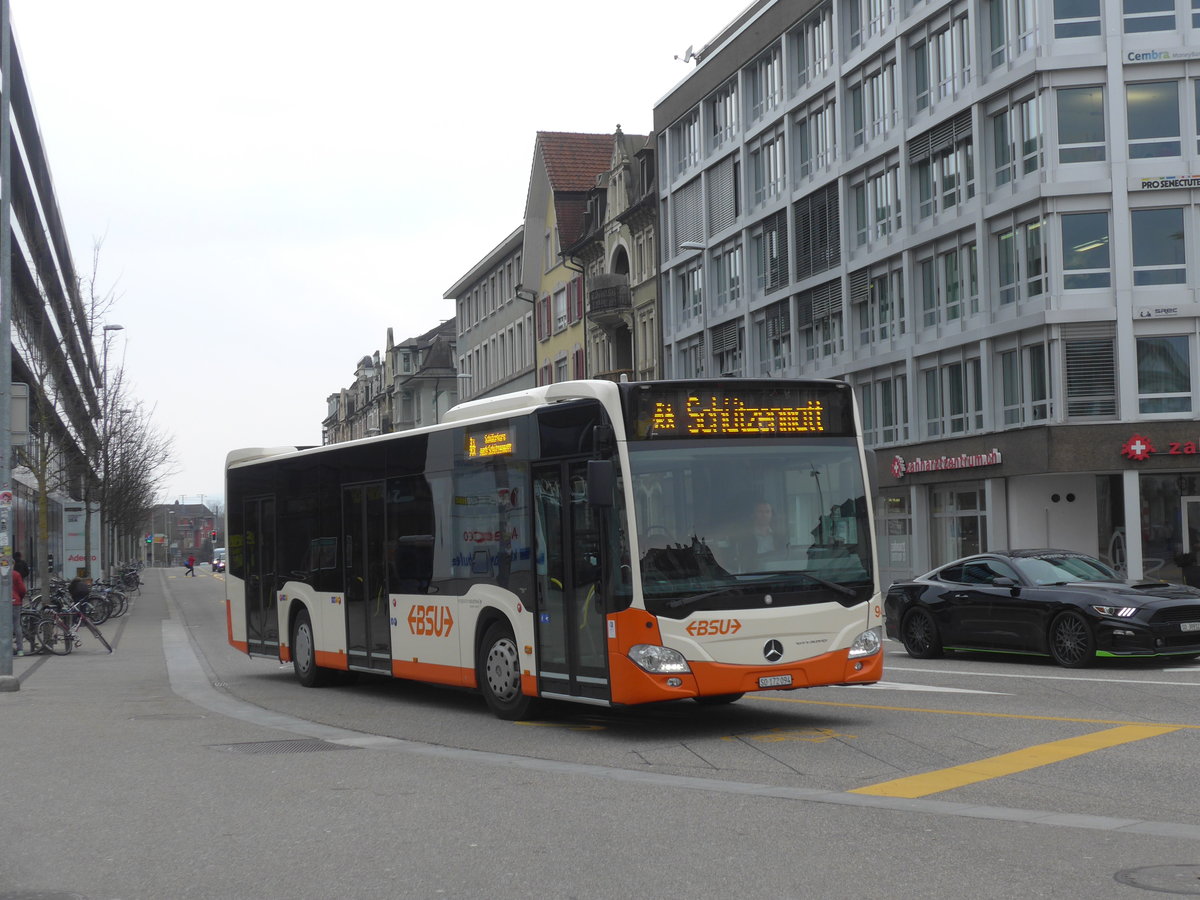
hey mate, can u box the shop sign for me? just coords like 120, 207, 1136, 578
1126, 48, 1200, 63
1121, 433, 1199, 462
1130, 174, 1200, 191
890, 449, 1003, 479
1137, 305, 1182, 318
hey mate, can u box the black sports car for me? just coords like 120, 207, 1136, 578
885, 549, 1200, 667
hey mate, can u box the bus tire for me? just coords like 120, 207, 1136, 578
292, 609, 335, 688
478, 620, 536, 720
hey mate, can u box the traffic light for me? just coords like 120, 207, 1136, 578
211, 530, 217, 541
145, 533, 152, 544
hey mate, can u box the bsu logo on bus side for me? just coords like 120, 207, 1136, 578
407, 604, 455, 637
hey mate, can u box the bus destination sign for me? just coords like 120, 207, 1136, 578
625, 382, 855, 440
466, 429, 515, 458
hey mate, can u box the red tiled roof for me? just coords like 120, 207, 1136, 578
537, 131, 613, 192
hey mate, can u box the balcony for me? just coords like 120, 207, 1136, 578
589, 274, 631, 325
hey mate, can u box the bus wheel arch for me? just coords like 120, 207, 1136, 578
476, 615, 537, 720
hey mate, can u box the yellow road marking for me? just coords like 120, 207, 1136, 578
851, 724, 1182, 798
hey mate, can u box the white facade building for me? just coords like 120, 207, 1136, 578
656, 0, 1200, 587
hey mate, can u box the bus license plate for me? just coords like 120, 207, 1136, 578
758, 674, 792, 688
1181, 622, 1200, 632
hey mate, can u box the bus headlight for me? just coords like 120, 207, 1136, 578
629, 644, 691, 674
848, 627, 882, 658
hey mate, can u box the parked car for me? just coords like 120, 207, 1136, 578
212, 548, 226, 573
885, 549, 1200, 668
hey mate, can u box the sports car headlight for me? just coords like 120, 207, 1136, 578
1091, 605, 1138, 618
628, 644, 691, 674
848, 626, 883, 658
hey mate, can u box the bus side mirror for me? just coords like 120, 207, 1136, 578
587, 459, 614, 508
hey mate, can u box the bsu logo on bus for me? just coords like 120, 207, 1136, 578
407, 604, 455, 637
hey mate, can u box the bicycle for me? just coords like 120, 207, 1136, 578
35, 596, 113, 655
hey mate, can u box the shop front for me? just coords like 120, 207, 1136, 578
874, 423, 1200, 590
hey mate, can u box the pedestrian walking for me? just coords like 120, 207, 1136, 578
186, 554, 196, 577
11, 563, 27, 656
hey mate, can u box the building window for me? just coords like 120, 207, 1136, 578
1137, 336, 1192, 414
854, 266, 906, 344
1061, 211, 1111, 289
906, 13, 975, 110
845, 0, 895, 48
993, 95, 1042, 186
1057, 86, 1106, 162
712, 242, 743, 309
1128, 81, 1181, 158
1124, 0, 1175, 32
679, 337, 705, 378
793, 183, 840, 280
860, 374, 909, 445
748, 45, 784, 123
1000, 343, 1051, 425
673, 110, 702, 176
554, 288, 568, 332
679, 264, 703, 322
792, 3, 835, 87
750, 128, 787, 206
1064, 333, 1116, 417
914, 133, 975, 219
996, 219, 1045, 304
1055, 0, 1102, 36
798, 279, 843, 361
919, 245, 977, 326
987, 0, 1036, 68
924, 359, 983, 436
756, 300, 792, 373
1132, 207, 1186, 285
794, 98, 837, 180
1195, 80, 1200, 151
711, 321, 743, 376
867, 63, 897, 139
708, 80, 738, 152
752, 209, 789, 293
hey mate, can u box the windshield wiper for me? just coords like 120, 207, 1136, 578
739, 571, 859, 599
663, 572, 858, 610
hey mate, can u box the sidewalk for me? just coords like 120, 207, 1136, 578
0, 569, 358, 899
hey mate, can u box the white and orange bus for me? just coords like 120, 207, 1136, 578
224, 379, 882, 718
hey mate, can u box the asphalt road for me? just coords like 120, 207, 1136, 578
3, 568, 1199, 900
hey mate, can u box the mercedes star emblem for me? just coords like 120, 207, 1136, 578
763, 639, 784, 662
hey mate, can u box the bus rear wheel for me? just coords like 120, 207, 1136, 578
292, 609, 335, 687
478, 621, 537, 720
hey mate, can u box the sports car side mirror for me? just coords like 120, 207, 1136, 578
992, 576, 1018, 591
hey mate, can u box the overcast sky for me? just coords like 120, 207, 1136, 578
9, 0, 746, 508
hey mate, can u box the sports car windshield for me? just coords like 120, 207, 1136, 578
1014, 554, 1121, 585
627, 440, 873, 617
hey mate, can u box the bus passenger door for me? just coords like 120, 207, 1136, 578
244, 496, 278, 656
533, 461, 610, 703
343, 482, 391, 672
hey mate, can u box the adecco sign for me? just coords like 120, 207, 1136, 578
891, 449, 1003, 479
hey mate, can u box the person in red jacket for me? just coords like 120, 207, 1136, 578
11, 565, 27, 657
185, 554, 196, 577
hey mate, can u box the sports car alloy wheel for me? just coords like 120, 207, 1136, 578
1049, 611, 1096, 668
901, 608, 943, 659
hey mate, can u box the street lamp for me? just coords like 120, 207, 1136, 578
101, 324, 124, 576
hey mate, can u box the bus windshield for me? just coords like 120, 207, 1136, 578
628, 440, 873, 618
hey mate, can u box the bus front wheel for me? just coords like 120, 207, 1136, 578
292, 609, 335, 687
478, 621, 537, 720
